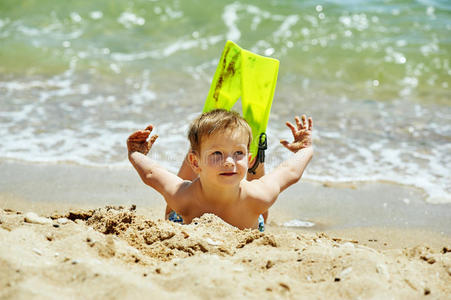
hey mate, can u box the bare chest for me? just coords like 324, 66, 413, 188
185, 200, 259, 230
174, 183, 260, 229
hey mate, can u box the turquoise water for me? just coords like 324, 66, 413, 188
0, 0, 450, 203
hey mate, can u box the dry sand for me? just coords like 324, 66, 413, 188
0, 161, 450, 299
1, 205, 450, 299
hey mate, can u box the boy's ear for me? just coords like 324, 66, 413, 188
248, 153, 255, 166
188, 151, 201, 174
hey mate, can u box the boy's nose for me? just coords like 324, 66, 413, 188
223, 156, 235, 167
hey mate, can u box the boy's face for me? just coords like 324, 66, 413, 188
190, 129, 250, 187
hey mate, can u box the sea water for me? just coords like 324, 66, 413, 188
0, 0, 450, 203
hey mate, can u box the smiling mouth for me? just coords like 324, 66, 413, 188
220, 172, 237, 176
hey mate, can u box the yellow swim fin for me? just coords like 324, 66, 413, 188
203, 41, 279, 159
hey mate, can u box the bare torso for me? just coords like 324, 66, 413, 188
167, 179, 262, 230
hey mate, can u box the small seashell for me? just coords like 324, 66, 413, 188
342, 242, 355, 249
46, 233, 54, 241
340, 267, 352, 277
32, 248, 43, 255
376, 263, 389, 278
24, 212, 52, 225
205, 238, 222, 246
57, 218, 68, 224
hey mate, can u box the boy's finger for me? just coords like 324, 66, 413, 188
302, 115, 307, 128
135, 130, 151, 139
128, 131, 151, 143
128, 131, 147, 140
295, 116, 303, 130
280, 140, 296, 152
308, 117, 313, 130
145, 135, 158, 152
280, 139, 290, 147
148, 134, 158, 146
147, 135, 158, 149
286, 121, 297, 136
128, 138, 147, 143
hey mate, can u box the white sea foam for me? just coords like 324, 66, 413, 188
340, 14, 367, 33
111, 50, 160, 62
283, 219, 315, 228
223, 2, 301, 48
90, 11, 103, 20
117, 12, 145, 28
111, 35, 223, 62
273, 15, 299, 42
1, 109, 449, 205
297, 135, 451, 204
163, 39, 201, 57
223, 3, 242, 41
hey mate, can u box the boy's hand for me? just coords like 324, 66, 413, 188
280, 115, 313, 153
127, 125, 158, 156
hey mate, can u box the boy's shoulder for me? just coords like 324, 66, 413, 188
161, 179, 199, 215
240, 179, 278, 206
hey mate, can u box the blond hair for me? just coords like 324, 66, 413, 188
188, 109, 252, 154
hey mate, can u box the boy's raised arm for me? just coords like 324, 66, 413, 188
127, 125, 188, 213
248, 115, 314, 212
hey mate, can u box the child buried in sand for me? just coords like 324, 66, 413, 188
127, 109, 313, 231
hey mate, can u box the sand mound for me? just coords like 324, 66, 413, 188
60, 206, 277, 261
1, 206, 450, 299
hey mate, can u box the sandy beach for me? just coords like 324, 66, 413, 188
1, 161, 450, 299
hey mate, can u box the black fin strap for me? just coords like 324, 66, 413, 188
248, 133, 267, 174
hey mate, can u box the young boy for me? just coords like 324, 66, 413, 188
127, 109, 313, 230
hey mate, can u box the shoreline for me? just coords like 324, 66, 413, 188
1, 160, 449, 234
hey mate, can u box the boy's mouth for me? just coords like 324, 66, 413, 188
219, 172, 237, 176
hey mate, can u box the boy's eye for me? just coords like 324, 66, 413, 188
234, 151, 245, 158
209, 151, 223, 164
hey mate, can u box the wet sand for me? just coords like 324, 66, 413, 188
0, 161, 450, 299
